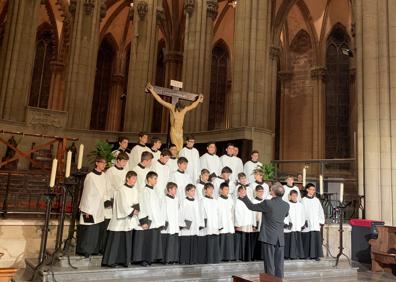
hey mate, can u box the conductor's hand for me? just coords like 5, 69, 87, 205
145, 82, 154, 93
198, 94, 204, 103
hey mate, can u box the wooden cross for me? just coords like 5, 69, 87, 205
152, 80, 198, 104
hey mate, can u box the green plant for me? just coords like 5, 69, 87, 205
88, 140, 115, 168
257, 163, 276, 181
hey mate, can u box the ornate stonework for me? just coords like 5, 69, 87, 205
270, 46, 280, 60
26, 107, 67, 130
207, 0, 218, 20
184, 0, 195, 16
278, 71, 293, 81
156, 8, 165, 26
83, 0, 95, 16
136, 1, 148, 21
310, 66, 327, 81
68, 0, 77, 15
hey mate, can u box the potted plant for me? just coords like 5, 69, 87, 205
88, 140, 115, 169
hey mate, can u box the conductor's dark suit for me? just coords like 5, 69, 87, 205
241, 196, 290, 278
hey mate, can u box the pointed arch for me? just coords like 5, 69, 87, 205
90, 35, 116, 130
325, 23, 351, 159
208, 39, 230, 130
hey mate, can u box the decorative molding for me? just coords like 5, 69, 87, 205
26, 107, 68, 131
277, 71, 293, 81
136, 1, 148, 21
269, 46, 280, 60
83, 0, 95, 16
164, 51, 184, 63
310, 66, 327, 81
156, 8, 165, 26
100, 2, 107, 20
184, 0, 195, 16
207, 0, 218, 20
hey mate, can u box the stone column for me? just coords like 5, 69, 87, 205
310, 66, 326, 159
230, 0, 271, 129
268, 47, 280, 132
356, 0, 396, 224
123, 0, 159, 132
106, 73, 124, 131
0, 0, 41, 122
48, 60, 65, 111
64, 0, 103, 129
277, 71, 292, 159
182, 0, 218, 132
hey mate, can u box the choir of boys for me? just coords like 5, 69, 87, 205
76, 140, 327, 267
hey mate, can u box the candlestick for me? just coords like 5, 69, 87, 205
65, 150, 72, 178
319, 174, 324, 195
49, 159, 58, 188
340, 183, 344, 202
77, 144, 84, 170
302, 167, 306, 187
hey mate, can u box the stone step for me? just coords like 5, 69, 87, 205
20, 258, 357, 282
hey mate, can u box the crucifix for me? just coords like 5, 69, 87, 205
145, 80, 203, 153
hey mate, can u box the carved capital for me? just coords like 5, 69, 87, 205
83, 0, 95, 16
207, 0, 218, 20
136, 1, 149, 20
184, 0, 195, 16
156, 8, 166, 26
270, 46, 280, 60
278, 71, 293, 81
69, 0, 77, 15
310, 66, 326, 81
165, 51, 184, 64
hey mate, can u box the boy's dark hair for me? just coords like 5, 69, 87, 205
305, 183, 316, 190
138, 132, 147, 138
141, 151, 154, 162
146, 171, 158, 180
238, 172, 246, 179
237, 185, 246, 192
178, 157, 188, 164
166, 182, 177, 191
207, 141, 216, 147
251, 150, 259, 155
160, 149, 171, 157
117, 151, 129, 161
201, 168, 210, 175
126, 171, 137, 180
186, 135, 195, 141
151, 136, 161, 144
169, 143, 177, 149
226, 143, 235, 148
221, 166, 232, 174
220, 182, 229, 190
185, 184, 196, 192
95, 156, 106, 163
289, 190, 298, 196
118, 136, 129, 143
255, 185, 264, 192
204, 183, 214, 190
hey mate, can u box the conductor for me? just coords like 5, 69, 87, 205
239, 182, 290, 278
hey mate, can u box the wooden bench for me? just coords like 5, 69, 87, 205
369, 225, 396, 275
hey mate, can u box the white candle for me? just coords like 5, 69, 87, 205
302, 167, 306, 187
77, 144, 84, 170
65, 150, 72, 178
340, 183, 344, 203
49, 159, 58, 188
319, 175, 324, 195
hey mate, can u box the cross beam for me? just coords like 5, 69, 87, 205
152, 86, 198, 105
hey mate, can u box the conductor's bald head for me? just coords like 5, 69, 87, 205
271, 182, 285, 197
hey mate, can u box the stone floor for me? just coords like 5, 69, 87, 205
10, 255, 396, 282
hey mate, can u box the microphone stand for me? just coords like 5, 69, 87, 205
334, 201, 351, 267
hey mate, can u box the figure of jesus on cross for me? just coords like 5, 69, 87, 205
145, 81, 204, 153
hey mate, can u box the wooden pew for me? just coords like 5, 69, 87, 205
369, 225, 396, 275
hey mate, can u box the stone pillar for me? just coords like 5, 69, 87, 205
48, 60, 65, 111
268, 47, 280, 133
106, 73, 124, 131
310, 66, 326, 159
277, 71, 292, 159
123, 0, 159, 132
182, 0, 218, 132
356, 0, 396, 224
64, 0, 103, 129
0, 0, 41, 122
230, 0, 271, 129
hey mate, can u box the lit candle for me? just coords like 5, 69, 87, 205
319, 175, 324, 195
340, 183, 344, 203
65, 150, 72, 178
49, 159, 58, 188
77, 144, 84, 170
302, 167, 306, 187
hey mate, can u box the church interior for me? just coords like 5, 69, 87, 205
1, 0, 396, 281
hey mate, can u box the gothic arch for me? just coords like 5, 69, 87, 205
208, 39, 230, 130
